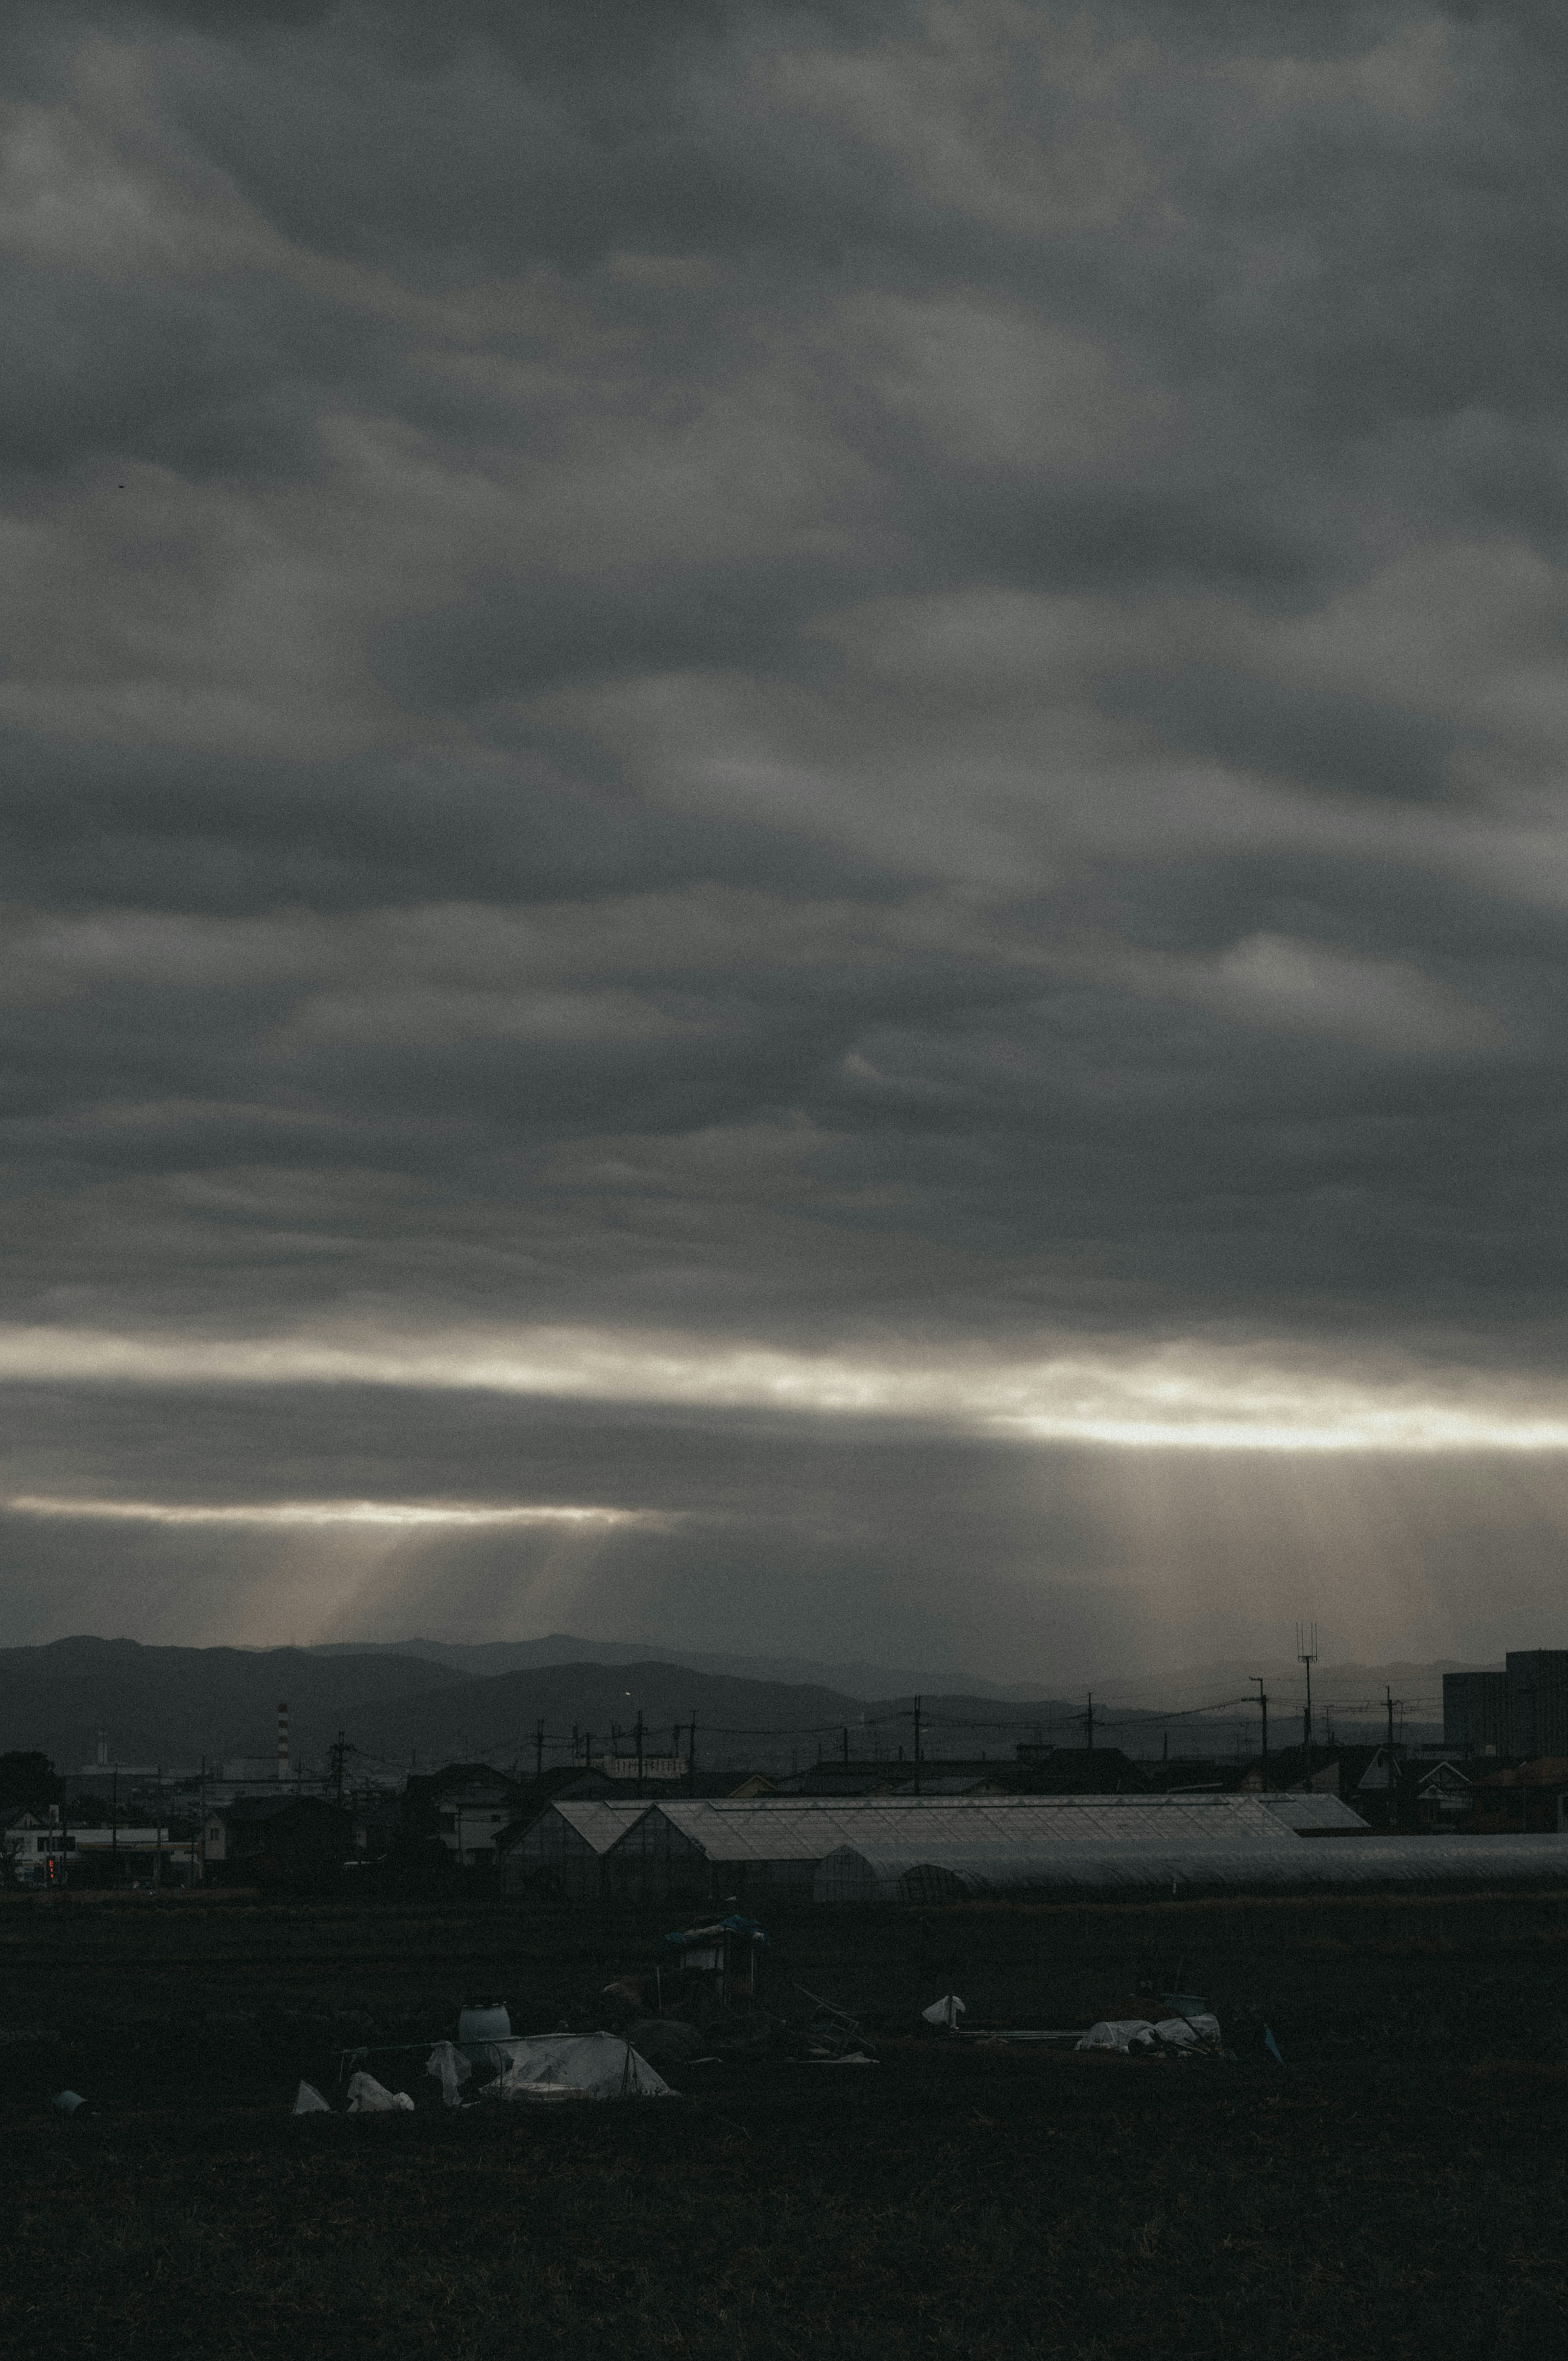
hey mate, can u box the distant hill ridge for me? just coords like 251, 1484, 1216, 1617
305, 1632, 1047, 1701
0, 1634, 1067, 1773
0, 1634, 1457, 1775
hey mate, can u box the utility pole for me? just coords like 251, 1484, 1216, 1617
1084, 1693, 1094, 1752
1385, 1687, 1397, 1830
1251, 1678, 1269, 1789
1296, 1622, 1318, 1756
912, 1697, 923, 1795
689, 1717, 697, 1797
535, 1720, 546, 1778
584, 1732, 594, 1776
111, 1767, 119, 1882
635, 1711, 645, 1798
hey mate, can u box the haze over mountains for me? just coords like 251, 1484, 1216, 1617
308, 1635, 1048, 1702
0, 1635, 1454, 1777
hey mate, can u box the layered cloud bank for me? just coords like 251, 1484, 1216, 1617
9, 1322, 1568, 1454
4, 2, 1568, 1669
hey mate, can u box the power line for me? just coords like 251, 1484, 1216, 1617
435, 1685, 1419, 1761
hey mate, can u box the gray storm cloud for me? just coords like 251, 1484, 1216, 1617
3, 0, 1568, 1673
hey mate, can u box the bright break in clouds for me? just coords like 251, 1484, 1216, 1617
4, 1, 1568, 1679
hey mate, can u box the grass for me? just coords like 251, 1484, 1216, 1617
2, 1887, 1566, 2358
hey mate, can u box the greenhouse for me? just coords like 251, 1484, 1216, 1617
505, 1800, 649, 1898
812, 1832, 1568, 1907
508, 1789, 1370, 1902
646, 1791, 1364, 1849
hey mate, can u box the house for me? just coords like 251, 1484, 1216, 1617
1011, 1747, 1147, 1794
1399, 1758, 1476, 1832
1351, 1748, 1406, 1830
1468, 1758, 1568, 1835
891, 1775, 1007, 1797
204, 1795, 352, 1882
592, 1753, 688, 1782
402, 1764, 525, 1867
1, 1807, 63, 1882
771, 1766, 911, 1797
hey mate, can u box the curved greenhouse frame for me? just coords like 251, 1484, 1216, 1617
812, 1834, 1568, 1906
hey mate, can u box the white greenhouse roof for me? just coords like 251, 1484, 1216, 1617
548, 1802, 651, 1853
1260, 1793, 1368, 1833
621, 1793, 1320, 1863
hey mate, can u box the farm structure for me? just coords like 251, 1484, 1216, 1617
505, 1799, 647, 1895
503, 1790, 1374, 1904
815, 1831, 1568, 1905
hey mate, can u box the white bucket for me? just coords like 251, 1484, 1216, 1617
457, 2002, 511, 2064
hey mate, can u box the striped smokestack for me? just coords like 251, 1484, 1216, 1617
277, 1699, 290, 1781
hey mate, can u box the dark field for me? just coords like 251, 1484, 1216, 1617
3, 1887, 1567, 2359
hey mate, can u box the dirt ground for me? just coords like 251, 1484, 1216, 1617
2, 1887, 1566, 2359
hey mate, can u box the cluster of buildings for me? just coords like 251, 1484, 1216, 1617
7, 1653, 1568, 1897
1443, 1654, 1568, 1757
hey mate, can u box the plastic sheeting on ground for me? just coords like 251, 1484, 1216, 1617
922, 1994, 967, 2028
486, 2033, 673, 2101
426, 2040, 473, 2107
346, 2070, 415, 2111
1077, 2015, 1222, 2054
294, 2080, 333, 2114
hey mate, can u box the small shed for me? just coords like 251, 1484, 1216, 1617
662, 1914, 767, 2009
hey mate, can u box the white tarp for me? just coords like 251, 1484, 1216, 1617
346, 2070, 416, 2111
1077, 2015, 1222, 2054
487, 2033, 673, 2101
426, 2040, 473, 2107
293, 2080, 333, 2114
922, 1994, 967, 2028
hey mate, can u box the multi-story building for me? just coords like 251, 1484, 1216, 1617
1505, 1652, 1568, 1759
1443, 1670, 1511, 1755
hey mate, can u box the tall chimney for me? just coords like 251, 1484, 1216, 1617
277, 1700, 290, 1782
96, 1728, 108, 1767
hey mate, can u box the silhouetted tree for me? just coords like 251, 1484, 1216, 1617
0, 1751, 62, 1813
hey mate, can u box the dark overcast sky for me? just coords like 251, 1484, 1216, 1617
4, 0, 1568, 1683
